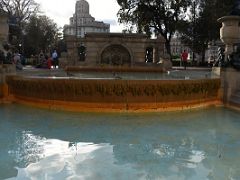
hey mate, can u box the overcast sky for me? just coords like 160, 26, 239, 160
35, 0, 124, 32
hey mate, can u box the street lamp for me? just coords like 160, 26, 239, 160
75, 1, 78, 65
75, 2, 78, 37
19, 43, 22, 54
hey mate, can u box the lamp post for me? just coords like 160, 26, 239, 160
191, 1, 196, 65
75, 4, 78, 37
75, 1, 78, 65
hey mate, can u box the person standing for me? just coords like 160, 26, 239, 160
181, 50, 188, 70
51, 50, 58, 68
13, 50, 23, 70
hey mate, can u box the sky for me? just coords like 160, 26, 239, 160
35, 0, 125, 32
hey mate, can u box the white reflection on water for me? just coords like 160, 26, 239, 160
10, 134, 146, 179
176, 150, 205, 169
8, 133, 212, 180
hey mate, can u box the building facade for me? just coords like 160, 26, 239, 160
171, 37, 191, 56
63, 0, 169, 69
64, 33, 166, 67
63, 0, 110, 37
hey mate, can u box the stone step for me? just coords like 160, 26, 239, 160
231, 92, 240, 99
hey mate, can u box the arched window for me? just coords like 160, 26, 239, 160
78, 45, 86, 61
145, 47, 153, 63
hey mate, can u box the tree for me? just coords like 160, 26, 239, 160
23, 15, 60, 57
179, 0, 235, 63
117, 0, 191, 59
0, 0, 39, 48
0, 0, 39, 23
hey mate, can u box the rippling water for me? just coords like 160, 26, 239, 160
0, 104, 240, 179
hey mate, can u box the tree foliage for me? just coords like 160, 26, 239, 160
179, 0, 235, 62
0, 0, 39, 48
117, 0, 191, 58
0, 0, 64, 58
117, 0, 237, 63
23, 15, 61, 57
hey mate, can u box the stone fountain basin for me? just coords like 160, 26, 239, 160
5, 74, 222, 112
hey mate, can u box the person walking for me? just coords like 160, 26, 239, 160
181, 50, 188, 70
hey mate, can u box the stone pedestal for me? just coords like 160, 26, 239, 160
220, 67, 240, 105
0, 64, 16, 100
0, 11, 9, 51
218, 16, 240, 61
217, 15, 240, 108
212, 67, 221, 77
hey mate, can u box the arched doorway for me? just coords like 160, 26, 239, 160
101, 44, 131, 65
78, 45, 86, 61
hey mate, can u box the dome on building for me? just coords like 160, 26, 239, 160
76, 0, 89, 14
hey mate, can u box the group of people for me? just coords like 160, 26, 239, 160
0, 48, 25, 70
36, 50, 59, 69
0, 47, 59, 70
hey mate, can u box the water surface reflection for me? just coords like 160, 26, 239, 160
1, 105, 240, 179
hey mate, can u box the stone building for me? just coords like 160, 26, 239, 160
63, 0, 110, 37
64, 33, 166, 67
62, 0, 168, 68
170, 37, 192, 57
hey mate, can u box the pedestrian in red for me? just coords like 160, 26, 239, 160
47, 57, 52, 69
181, 50, 188, 70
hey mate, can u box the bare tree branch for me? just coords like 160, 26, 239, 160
0, 0, 39, 23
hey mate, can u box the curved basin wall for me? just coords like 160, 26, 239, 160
6, 75, 221, 111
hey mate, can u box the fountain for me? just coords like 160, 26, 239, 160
1, 7, 222, 112
0, 10, 9, 99
0, 2, 240, 179
4, 74, 221, 112
217, 0, 240, 108
2, 27, 222, 111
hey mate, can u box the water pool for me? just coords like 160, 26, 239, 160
19, 68, 217, 80
66, 70, 216, 80
1, 105, 240, 179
